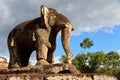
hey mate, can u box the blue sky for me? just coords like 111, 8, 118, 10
55, 25, 120, 58
0, 0, 120, 63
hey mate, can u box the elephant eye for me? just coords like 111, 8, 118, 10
49, 16, 56, 19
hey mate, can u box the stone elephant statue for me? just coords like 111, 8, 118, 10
7, 5, 74, 68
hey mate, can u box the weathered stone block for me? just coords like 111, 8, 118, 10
0, 64, 118, 80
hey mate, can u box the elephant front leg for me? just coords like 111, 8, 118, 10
36, 41, 49, 65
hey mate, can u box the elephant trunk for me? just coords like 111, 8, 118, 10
61, 23, 73, 64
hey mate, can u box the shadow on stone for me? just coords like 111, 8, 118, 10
58, 70, 71, 74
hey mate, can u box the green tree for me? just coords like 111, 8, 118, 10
106, 51, 120, 68
80, 38, 93, 53
72, 51, 106, 73
71, 51, 120, 79
60, 51, 120, 79
59, 55, 68, 63
103, 51, 120, 79
72, 53, 87, 72
87, 51, 106, 73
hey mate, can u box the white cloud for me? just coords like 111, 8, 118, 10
1, 0, 120, 58
100, 27, 114, 34
1, 0, 120, 35
54, 57, 61, 64
117, 50, 120, 55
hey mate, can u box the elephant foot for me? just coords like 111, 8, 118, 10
36, 59, 50, 66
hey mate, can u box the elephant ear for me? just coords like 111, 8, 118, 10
41, 5, 50, 29
41, 5, 57, 29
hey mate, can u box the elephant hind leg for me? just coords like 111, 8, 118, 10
20, 49, 32, 67
8, 47, 21, 68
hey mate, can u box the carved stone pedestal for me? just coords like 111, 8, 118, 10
0, 64, 118, 80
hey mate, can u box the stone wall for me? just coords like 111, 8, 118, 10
0, 64, 118, 80
0, 73, 117, 80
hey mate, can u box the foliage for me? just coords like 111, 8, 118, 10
60, 37, 120, 79
80, 38, 94, 52
106, 51, 120, 69
71, 51, 120, 79
72, 53, 87, 72
72, 51, 106, 73
59, 55, 68, 63
59, 51, 120, 79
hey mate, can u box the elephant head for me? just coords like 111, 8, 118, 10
41, 5, 58, 30
41, 5, 73, 64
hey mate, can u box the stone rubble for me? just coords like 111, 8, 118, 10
0, 57, 8, 70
